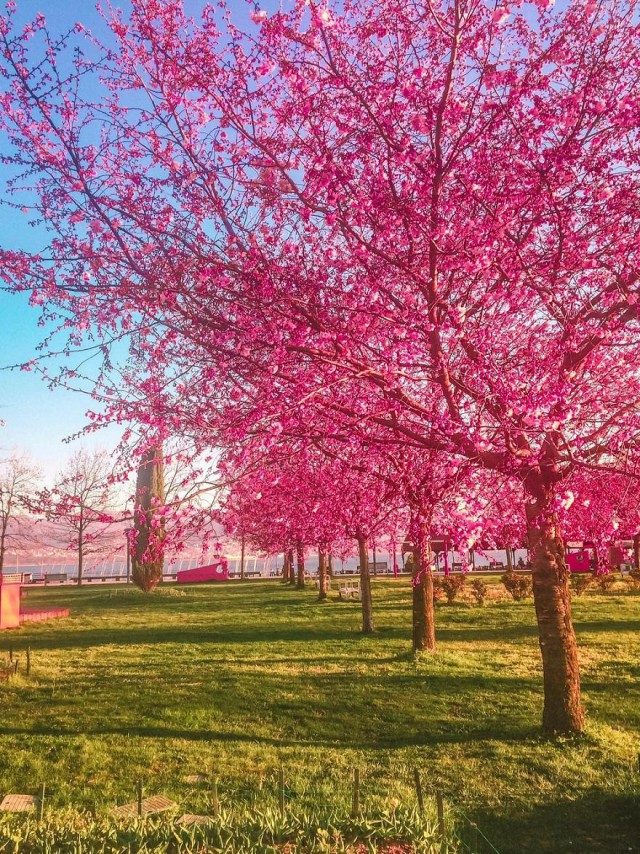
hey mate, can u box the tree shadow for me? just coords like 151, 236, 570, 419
0, 720, 541, 751
0, 670, 542, 749
464, 790, 640, 854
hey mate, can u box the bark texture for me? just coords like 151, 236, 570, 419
296, 540, 305, 589
318, 546, 328, 600
77, 513, 84, 586
357, 532, 375, 633
526, 477, 584, 734
288, 548, 296, 586
505, 546, 513, 571
132, 445, 166, 592
411, 519, 436, 652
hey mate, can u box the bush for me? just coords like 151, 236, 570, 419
595, 572, 617, 593
569, 573, 593, 597
470, 578, 488, 605
627, 568, 640, 591
441, 574, 466, 604
501, 569, 532, 601
432, 576, 444, 603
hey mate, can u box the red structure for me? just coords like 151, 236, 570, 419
567, 551, 592, 573
176, 560, 229, 584
0, 577, 70, 630
0, 579, 21, 630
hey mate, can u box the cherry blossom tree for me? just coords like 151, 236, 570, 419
3, 0, 640, 734
218, 439, 399, 628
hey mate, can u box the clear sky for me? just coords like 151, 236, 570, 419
0, 0, 130, 480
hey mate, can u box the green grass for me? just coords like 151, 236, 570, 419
1, 578, 639, 852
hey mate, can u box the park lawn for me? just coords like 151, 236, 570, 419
0, 578, 639, 853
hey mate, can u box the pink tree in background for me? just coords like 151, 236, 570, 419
561, 469, 640, 570
219, 437, 403, 630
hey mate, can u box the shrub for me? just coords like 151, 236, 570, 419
594, 572, 617, 593
470, 578, 488, 605
501, 568, 532, 601
441, 574, 466, 604
432, 576, 444, 603
627, 568, 640, 591
569, 573, 593, 597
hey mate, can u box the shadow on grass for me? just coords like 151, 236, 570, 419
466, 790, 640, 854
0, 720, 542, 750
0, 669, 542, 750
10, 618, 545, 651
574, 618, 640, 635
10, 625, 384, 650
439, 618, 640, 643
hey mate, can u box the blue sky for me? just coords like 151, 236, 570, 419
0, 0, 130, 479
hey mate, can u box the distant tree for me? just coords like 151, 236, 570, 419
40, 448, 119, 585
0, 454, 41, 574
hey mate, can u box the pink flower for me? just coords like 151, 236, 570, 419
411, 114, 429, 133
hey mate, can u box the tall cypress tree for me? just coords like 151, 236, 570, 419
132, 445, 166, 592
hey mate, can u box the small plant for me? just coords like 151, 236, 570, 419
594, 571, 617, 593
569, 573, 593, 597
470, 577, 488, 605
441, 574, 466, 604
627, 567, 640, 591
153, 586, 189, 597
501, 568, 532, 601
432, 577, 444, 603
0, 803, 457, 853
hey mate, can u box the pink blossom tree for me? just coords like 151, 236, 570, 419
3, 0, 640, 734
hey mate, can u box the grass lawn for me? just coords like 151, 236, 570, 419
1, 577, 639, 852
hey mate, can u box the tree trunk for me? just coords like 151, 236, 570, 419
126, 531, 131, 584
327, 553, 334, 578
131, 444, 166, 592
288, 548, 296, 586
77, 516, 84, 586
296, 541, 305, 589
506, 545, 513, 571
318, 546, 328, 600
240, 533, 246, 580
282, 551, 289, 582
634, 534, 640, 571
411, 517, 436, 652
525, 479, 584, 734
357, 532, 375, 633
0, 523, 7, 575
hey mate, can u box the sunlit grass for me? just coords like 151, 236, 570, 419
1, 578, 639, 852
